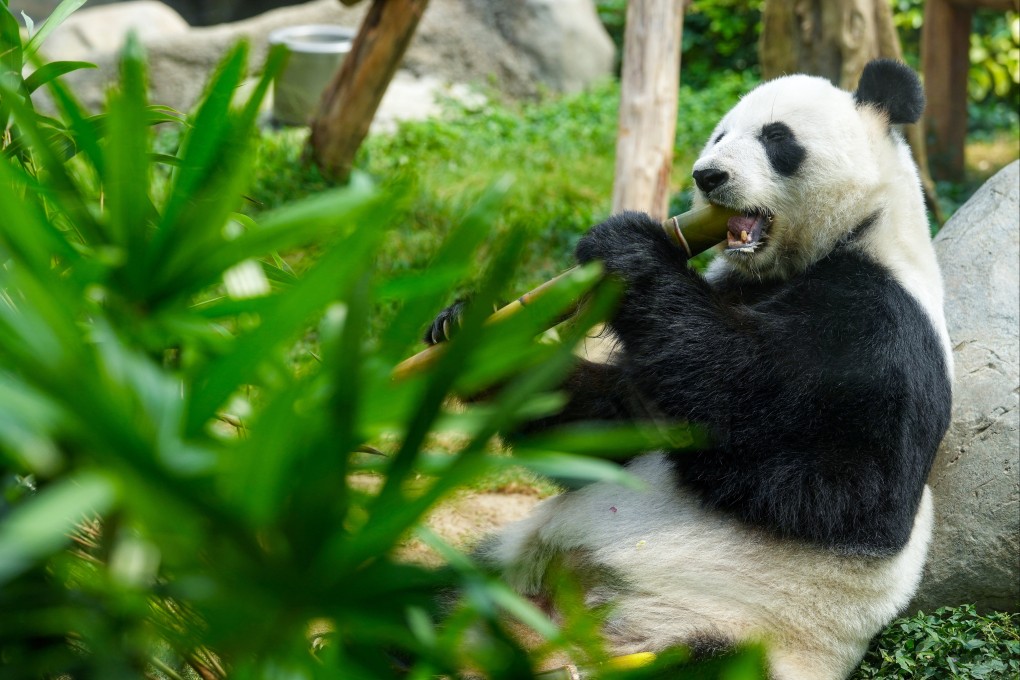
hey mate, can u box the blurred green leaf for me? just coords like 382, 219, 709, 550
22, 0, 86, 60
0, 3, 23, 78
23, 60, 95, 93
185, 186, 395, 435
0, 472, 115, 584
104, 34, 153, 278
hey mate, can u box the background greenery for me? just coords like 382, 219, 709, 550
2, 0, 1018, 678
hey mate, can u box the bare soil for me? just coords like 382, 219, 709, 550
400, 490, 544, 566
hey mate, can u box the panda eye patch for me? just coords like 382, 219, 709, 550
758, 122, 806, 177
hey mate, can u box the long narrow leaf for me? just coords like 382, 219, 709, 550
177, 176, 380, 295
416, 527, 560, 641
374, 223, 527, 512
23, 60, 95, 93
0, 78, 104, 244
43, 72, 105, 175
0, 155, 81, 269
378, 176, 514, 364
346, 275, 620, 566
104, 34, 152, 271
184, 193, 397, 435
22, 0, 87, 60
0, 3, 23, 77
0, 472, 115, 584
148, 42, 249, 266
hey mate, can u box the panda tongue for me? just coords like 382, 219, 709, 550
727, 214, 762, 248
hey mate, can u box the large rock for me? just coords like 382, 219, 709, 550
913, 160, 1020, 612
42, 1, 189, 61
37, 0, 614, 116
460, 0, 615, 94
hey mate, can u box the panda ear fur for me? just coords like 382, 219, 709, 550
854, 59, 925, 125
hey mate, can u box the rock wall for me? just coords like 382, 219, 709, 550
913, 160, 1020, 613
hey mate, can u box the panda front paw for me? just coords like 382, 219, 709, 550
575, 211, 685, 279
424, 300, 467, 345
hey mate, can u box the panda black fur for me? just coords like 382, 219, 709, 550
427, 60, 952, 680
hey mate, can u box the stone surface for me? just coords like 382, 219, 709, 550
44, 1, 190, 61
912, 160, 1020, 613
459, 0, 616, 95
35, 0, 613, 119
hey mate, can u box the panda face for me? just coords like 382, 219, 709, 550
692, 75, 887, 279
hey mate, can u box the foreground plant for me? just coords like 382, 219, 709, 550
0, 3, 767, 678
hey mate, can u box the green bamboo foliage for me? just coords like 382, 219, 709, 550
0, 3, 762, 678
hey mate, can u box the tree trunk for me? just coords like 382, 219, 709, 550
922, 0, 972, 182
308, 0, 429, 182
760, 0, 944, 223
611, 0, 685, 222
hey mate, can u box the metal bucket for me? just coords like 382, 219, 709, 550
268, 24, 354, 126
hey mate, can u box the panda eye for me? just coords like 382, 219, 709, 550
762, 123, 791, 143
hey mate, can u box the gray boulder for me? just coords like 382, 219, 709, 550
460, 0, 616, 94
40, 1, 189, 61
913, 160, 1020, 612
37, 0, 614, 115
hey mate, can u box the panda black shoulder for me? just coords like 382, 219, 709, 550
673, 243, 952, 554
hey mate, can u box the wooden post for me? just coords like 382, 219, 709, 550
611, 0, 684, 222
308, 0, 429, 182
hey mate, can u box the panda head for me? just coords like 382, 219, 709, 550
692, 59, 925, 279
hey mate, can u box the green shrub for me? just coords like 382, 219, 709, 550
595, 0, 764, 87
853, 606, 1020, 679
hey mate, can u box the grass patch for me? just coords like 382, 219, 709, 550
248, 73, 758, 299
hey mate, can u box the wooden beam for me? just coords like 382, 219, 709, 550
611, 0, 684, 222
309, 0, 429, 182
922, 0, 972, 181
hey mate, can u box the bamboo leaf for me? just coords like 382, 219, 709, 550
0, 77, 104, 244
43, 72, 105, 174
502, 451, 641, 490
22, 0, 87, 60
184, 193, 397, 435
0, 3, 24, 78
514, 422, 709, 459
23, 60, 95, 93
148, 42, 249, 271
417, 527, 560, 641
0, 472, 115, 584
0, 153, 82, 270
103, 34, 153, 270
378, 176, 514, 364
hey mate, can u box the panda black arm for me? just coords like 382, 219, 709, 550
576, 212, 952, 554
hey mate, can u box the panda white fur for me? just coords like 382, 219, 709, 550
427, 60, 952, 680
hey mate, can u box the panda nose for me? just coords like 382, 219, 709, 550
693, 168, 729, 194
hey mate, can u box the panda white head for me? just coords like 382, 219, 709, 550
692, 60, 927, 280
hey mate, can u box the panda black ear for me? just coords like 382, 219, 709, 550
854, 59, 925, 125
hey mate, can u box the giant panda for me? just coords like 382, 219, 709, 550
425, 59, 953, 680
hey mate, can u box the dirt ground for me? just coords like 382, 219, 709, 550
400, 489, 545, 567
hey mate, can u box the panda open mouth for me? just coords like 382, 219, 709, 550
726, 210, 774, 251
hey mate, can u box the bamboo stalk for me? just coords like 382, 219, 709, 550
536, 652, 658, 679
392, 205, 734, 380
